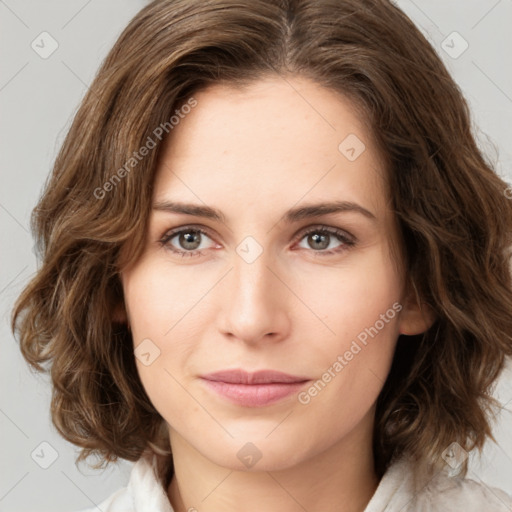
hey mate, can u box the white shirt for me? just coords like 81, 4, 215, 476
79, 449, 512, 511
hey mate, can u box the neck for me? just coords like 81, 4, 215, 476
167, 410, 379, 512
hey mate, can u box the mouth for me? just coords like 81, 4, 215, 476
200, 369, 311, 407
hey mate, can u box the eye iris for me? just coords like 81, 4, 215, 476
309, 232, 329, 250
180, 231, 201, 250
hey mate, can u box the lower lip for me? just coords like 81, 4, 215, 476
201, 379, 310, 407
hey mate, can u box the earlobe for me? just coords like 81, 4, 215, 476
398, 284, 436, 336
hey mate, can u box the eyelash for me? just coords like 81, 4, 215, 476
158, 225, 356, 258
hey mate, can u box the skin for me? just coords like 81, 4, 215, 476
118, 75, 433, 512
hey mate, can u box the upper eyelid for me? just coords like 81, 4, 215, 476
161, 224, 216, 241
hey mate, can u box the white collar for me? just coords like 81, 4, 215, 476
127, 449, 174, 512
117, 450, 511, 512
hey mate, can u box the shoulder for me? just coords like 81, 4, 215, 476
415, 472, 512, 512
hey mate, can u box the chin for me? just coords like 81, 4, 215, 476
198, 435, 313, 473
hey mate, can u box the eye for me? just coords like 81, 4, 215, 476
159, 226, 218, 258
294, 226, 356, 256
158, 224, 356, 258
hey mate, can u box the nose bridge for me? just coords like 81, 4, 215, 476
219, 235, 289, 342
232, 236, 275, 308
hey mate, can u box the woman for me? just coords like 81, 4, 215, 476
11, 0, 512, 510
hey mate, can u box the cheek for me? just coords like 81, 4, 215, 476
122, 259, 210, 411
297, 245, 402, 345
293, 245, 402, 409
123, 258, 209, 340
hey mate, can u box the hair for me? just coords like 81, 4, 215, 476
11, 0, 512, 482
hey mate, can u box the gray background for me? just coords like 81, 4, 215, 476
1, 1, 511, 511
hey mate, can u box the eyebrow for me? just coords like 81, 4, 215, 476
152, 200, 377, 224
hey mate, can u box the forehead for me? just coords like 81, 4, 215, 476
153, 76, 389, 218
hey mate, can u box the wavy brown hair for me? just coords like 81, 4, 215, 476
11, 0, 512, 480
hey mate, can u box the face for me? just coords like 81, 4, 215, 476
119, 75, 427, 472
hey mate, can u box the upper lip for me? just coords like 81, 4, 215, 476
201, 369, 310, 384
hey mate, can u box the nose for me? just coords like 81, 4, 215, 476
217, 246, 291, 346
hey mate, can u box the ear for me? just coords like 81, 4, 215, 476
398, 280, 436, 336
